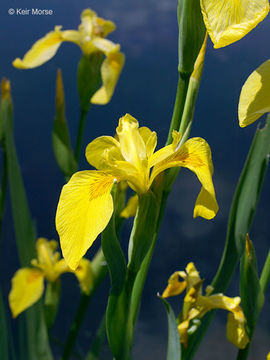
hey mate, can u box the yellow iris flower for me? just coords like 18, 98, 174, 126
200, 0, 269, 48
12, 9, 125, 105
9, 238, 92, 318
238, 59, 270, 127
162, 262, 249, 349
56, 114, 218, 270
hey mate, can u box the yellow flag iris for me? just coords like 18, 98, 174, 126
162, 262, 249, 349
9, 238, 92, 318
200, 0, 269, 48
238, 59, 270, 127
56, 114, 218, 270
12, 9, 124, 105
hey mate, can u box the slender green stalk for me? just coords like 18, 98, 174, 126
75, 109, 89, 162
61, 249, 107, 360
166, 73, 190, 145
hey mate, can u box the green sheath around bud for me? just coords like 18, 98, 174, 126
178, 0, 205, 75
77, 52, 104, 113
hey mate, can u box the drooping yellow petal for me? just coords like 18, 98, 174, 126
56, 171, 115, 270
74, 258, 93, 295
150, 137, 218, 219
238, 59, 270, 127
196, 294, 241, 317
9, 268, 44, 318
227, 311, 249, 349
200, 0, 269, 48
120, 194, 138, 218
90, 49, 125, 104
162, 271, 187, 298
267, 352, 270, 360
85, 136, 122, 170
13, 27, 64, 69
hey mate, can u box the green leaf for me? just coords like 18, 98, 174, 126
101, 188, 127, 358
182, 117, 270, 360
240, 235, 264, 331
0, 80, 53, 360
52, 69, 77, 179
159, 296, 181, 360
1, 94, 36, 265
213, 117, 270, 293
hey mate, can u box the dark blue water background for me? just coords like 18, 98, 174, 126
1, 0, 270, 358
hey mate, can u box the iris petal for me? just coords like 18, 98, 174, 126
150, 137, 218, 219
56, 170, 115, 270
90, 49, 125, 104
239, 59, 270, 127
13, 27, 64, 69
85, 136, 122, 169
200, 0, 269, 48
9, 268, 44, 318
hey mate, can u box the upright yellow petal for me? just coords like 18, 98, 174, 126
9, 268, 44, 318
116, 114, 147, 170
238, 59, 270, 127
13, 27, 64, 69
150, 138, 218, 219
95, 18, 116, 37
185, 262, 202, 291
138, 127, 157, 159
79, 9, 97, 36
56, 170, 115, 270
74, 258, 93, 295
85, 136, 122, 170
200, 0, 269, 48
90, 49, 125, 104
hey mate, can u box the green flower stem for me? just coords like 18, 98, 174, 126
75, 108, 89, 163
61, 249, 107, 360
124, 63, 203, 357
166, 73, 191, 145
